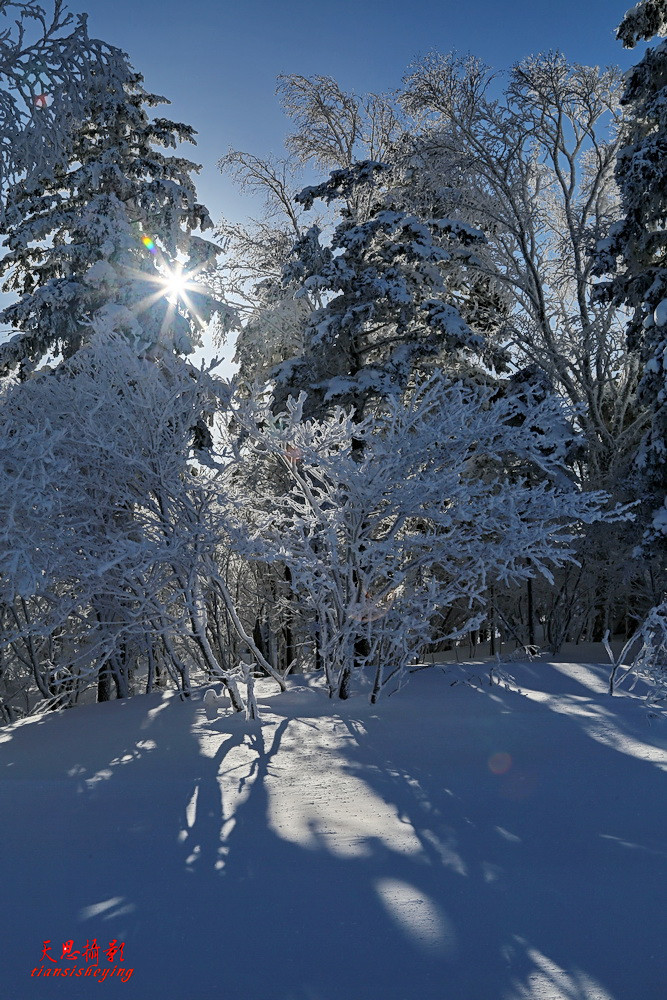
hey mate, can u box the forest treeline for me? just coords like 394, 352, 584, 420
0, 0, 664, 720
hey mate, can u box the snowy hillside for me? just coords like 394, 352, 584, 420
1, 653, 665, 1000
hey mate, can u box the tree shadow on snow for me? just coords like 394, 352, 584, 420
1, 669, 666, 1000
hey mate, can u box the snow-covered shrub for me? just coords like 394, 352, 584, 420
0, 335, 252, 714
226, 372, 625, 701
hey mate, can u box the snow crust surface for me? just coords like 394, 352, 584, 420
1, 655, 665, 999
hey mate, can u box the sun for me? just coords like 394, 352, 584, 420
161, 264, 191, 302
128, 246, 210, 332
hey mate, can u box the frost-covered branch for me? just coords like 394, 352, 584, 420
0, 1, 135, 198
605, 601, 667, 708
224, 372, 625, 701
0, 335, 248, 713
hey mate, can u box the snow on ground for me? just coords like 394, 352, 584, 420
1, 651, 666, 1000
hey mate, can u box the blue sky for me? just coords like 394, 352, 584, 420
77, 0, 641, 229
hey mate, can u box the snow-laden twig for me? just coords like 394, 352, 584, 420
604, 602, 667, 708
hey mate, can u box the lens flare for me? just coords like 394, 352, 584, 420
141, 235, 157, 254
488, 752, 512, 775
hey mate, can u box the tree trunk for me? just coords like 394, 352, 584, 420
339, 664, 352, 700
97, 666, 112, 702
353, 634, 370, 673
282, 566, 296, 671
527, 577, 535, 646
489, 595, 496, 657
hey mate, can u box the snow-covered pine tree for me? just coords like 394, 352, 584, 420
595, 0, 667, 554
0, 58, 221, 376
273, 160, 507, 420
218, 80, 403, 398
0, 1, 135, 197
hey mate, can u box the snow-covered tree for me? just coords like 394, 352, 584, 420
272, 160, 506, 420
217, 151, 307, 299
0, 334, 288, 718
403, 51, 657, 638
226, 373, 622, 701
217, 77, 404, 391
0, 9, 238, 713
595, 0, 667, 554
0, 1, 135, 196
215, 150, 315, 394
277, 74, 402, 172
402, 53, 638, 486
0, 51, 222, 376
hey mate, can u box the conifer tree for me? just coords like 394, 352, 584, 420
0, 1, 135, 195
0, 61, 221, 376
596, 0, 667, 553
274, 160, 507, 420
